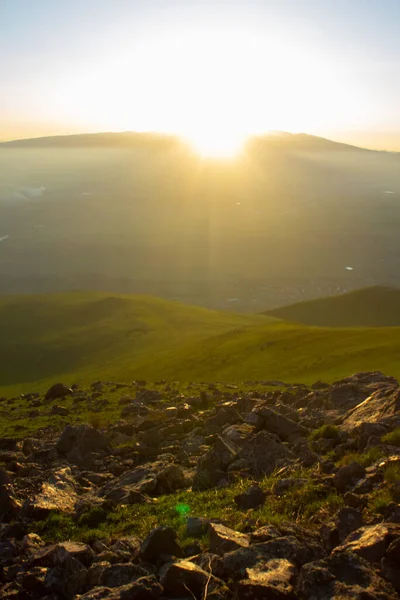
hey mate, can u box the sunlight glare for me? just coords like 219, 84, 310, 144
53, 27, 358, 156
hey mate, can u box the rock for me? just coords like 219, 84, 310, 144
237, 431, 294, 477
78, 575, 162, 599
45, 383, 74, 401
140, 527, 183, 562
0, 468, 11, 485
56, 424, 109, 464
222, 424, 255, 448
36, 544, 88, 598
273, 478, 308, 497
0, 484, 21, 522
235, 558, 296, 599
57, 541, 94, 567
186, 517, 210, 538
100, 460, 185, 504
296, 550, 396, 599
204, 405, 243, 435
335, 507, 363, 542
160, 559, 217, 599
99, 563, 149, 588
193, 436, 237, 490
209, 524, 250, 555
333, 523, 400, 563
22, 566, 49, 595
342, 385, 400, 431
250, 525, 281, 544
222, 536, 323, 579
24, 467, 77, 518
234, 485, 266, 510
333, 462, 366, 492
51, 405, 70, 416
343, 491, 368, 509
111, 537, 141, 560
248, 406, 308, 441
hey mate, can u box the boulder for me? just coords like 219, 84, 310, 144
0, 484, 21, 522
140, 527, 183, 562
209, 523, 250, 555
186, 517, 210, 538
78, 576, 162, 599
100, 460, 185, 504
56, 424, 109, 464
193, 436, 237, 490
248, 406, 308, 441
99, 563, 150, 588
24, 467, 77, 518
296, 550, 396, 599
235, 558, 296, 599
234, 485, 266, 510
203, 405, 243, 435
45, 383, 74, 401
333, 523, 400, 563
273, 478, 308, 497
335, 507, 363, 542
333, 462, 366, 492
160, 559, 219, 599
237, 431, 294, 476
342, 385, 400, 431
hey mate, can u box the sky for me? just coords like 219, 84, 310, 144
1, 0, 400, 152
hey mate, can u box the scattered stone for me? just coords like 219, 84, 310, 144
140, 527, 183, 562
234, 485, 266, 510
333, 523, 400, 563
297, 550, 396, 599
45, 383, 74, 401
209, 523, 250, 555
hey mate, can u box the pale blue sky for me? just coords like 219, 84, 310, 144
1, 0, 400, 148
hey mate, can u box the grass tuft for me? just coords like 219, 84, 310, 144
382, 428, 400, 447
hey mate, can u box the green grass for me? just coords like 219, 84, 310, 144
30, 473, 344, 545
265, 286, 400, 327
337, 447, 385, 467
384, 463, 400, 484
309, 424, 339, 442
1, 291, 400, 399
382, 428, 400, 447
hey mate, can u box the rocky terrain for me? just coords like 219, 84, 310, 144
2, 372, 400, 598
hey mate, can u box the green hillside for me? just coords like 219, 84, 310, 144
266, 286, 400, 327
1, 291, 400, 398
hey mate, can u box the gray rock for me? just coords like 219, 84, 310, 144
78, 575, 162, 599
45, 383, 74, 401
209, 523, 250, 555
333, 462, 366, 492
237, 431, 294, 477
335, 507, 363, 542
234, 485, 266, 510
296, 550, 396, 599
235, 558, 296, 599
249, 406, 308, 441
24, 467, 77, 518
140, 527, 183, 562
0, 483, 21, 522
160, 559, 219, 599
333, 523, 400, 563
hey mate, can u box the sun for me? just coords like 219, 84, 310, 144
182, 128, 245, 158
55, 27, 348, 155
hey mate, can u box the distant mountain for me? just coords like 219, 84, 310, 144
265, 286, 400, 327
0, 130, 393, 154
0, 131, 185, 149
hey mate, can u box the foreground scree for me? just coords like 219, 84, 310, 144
2, 372, 400, 598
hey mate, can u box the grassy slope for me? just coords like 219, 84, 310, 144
265, 286, 400, 327
1, 291, 400, 397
